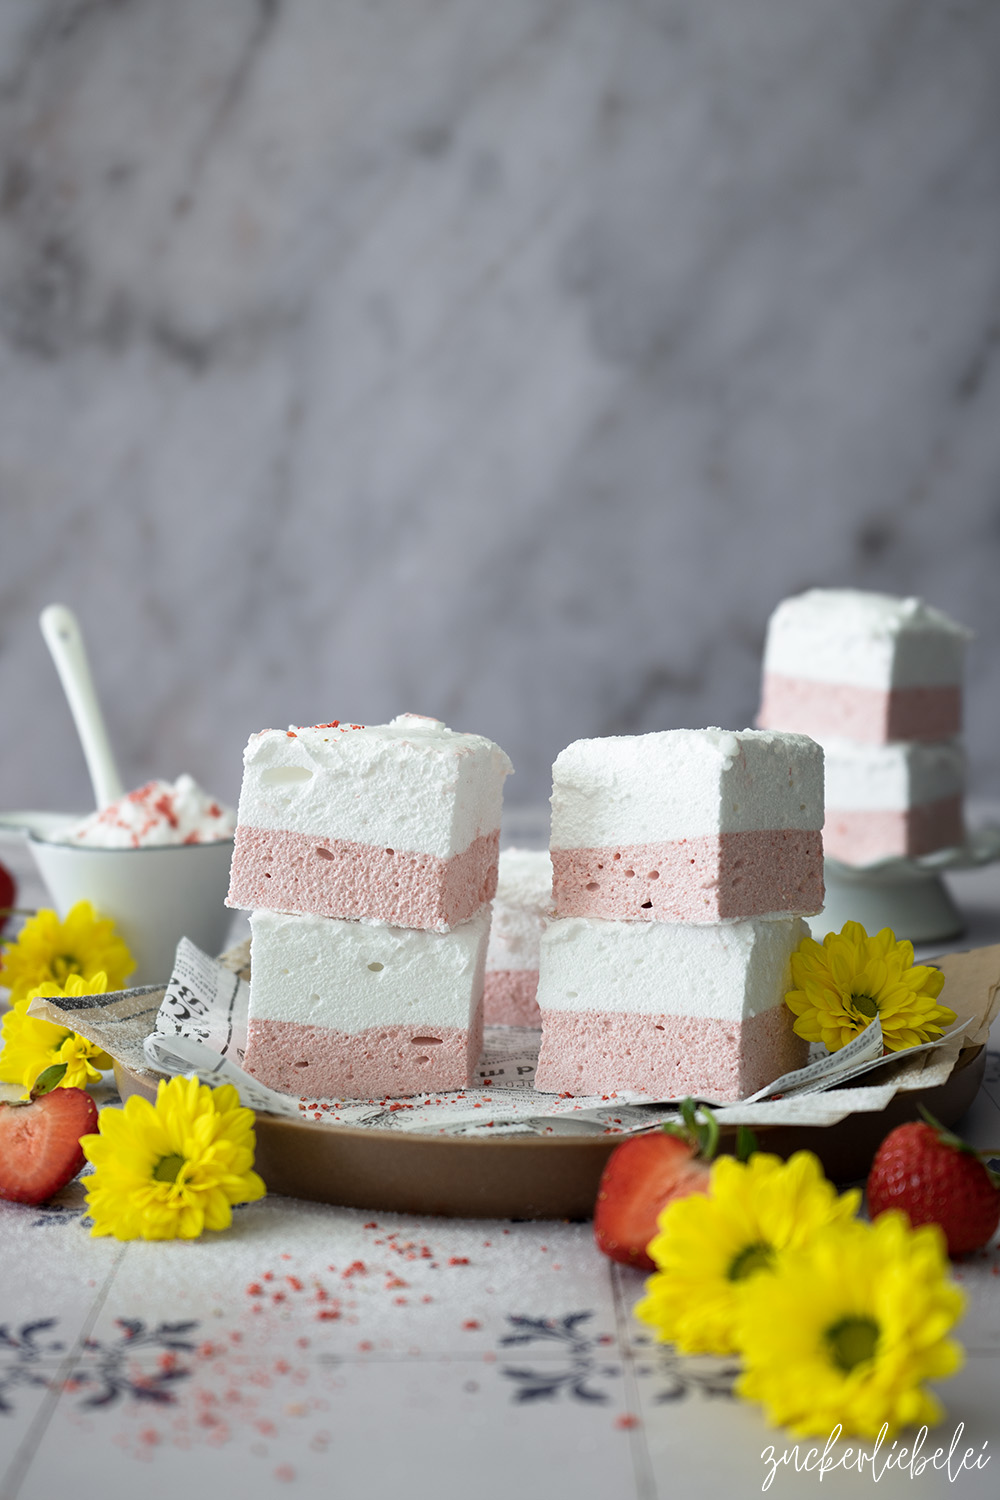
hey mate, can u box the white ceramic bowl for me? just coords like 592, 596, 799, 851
27, 833, 236, 987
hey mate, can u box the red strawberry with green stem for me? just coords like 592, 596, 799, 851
0, 1084, 98, 1205
866, 1108, 1000, 1258
594, 1098, 756, 1270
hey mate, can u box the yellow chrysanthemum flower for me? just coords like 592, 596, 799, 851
0, 973, 113, 1092
0, 902, 134, 1002
634, 1152, 861, 1355
81, 1075, 266, 1241
784, 921, 955, 1053
737, 1212, 965, 1438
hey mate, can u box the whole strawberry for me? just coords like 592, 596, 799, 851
0, 857, 15, 936
867, 1110, 1000, 1257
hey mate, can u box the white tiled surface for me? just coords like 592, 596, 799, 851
2, 844, 1000, 1498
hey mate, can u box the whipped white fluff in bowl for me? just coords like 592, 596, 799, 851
59, 775, 235, 848
28, 776, 237, 986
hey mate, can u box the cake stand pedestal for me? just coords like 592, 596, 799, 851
812, 827, 1000, 945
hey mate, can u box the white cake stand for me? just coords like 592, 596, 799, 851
813, 826, 1000, 944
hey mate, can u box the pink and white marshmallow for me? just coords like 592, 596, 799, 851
758, 589, 968, 746
227, 715, 512, 932
534, 914, 808, 1102
242, 905, 489, 1098
549, 728, 824, 924
483, 848, 553, 1027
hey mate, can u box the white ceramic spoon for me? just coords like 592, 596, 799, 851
39, 604, 124, 812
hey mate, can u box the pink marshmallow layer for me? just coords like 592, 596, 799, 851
483, 970, 541, 1027
823, 796, 964, 864
228, 827, 499, 931
759, 673, 961, 744
242, 1005, 484, 1098
534, 1004, 807, 1103
551, 830, 823, 923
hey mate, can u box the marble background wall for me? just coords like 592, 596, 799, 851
1, 0, 999, 814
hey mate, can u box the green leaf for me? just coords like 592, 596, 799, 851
32, 1064, 68, 1096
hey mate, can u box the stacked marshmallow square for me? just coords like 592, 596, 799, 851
534, 728, 822, 1102
227, 715, 512, 1098
758, 590, 969, 864
483, 848, 553, 1027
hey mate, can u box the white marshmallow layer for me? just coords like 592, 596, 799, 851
236, 714, 512, 858
248, 905, 490, 1031
485, 847, 553, 974
550, 728, 823, 847
763, 589, 969, 689
822, 736, 965, 811
536, 915, 806, 1021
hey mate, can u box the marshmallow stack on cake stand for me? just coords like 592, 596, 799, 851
227, 715, 512, 1098
758, 589, 989, 941
534, 728, 824, 1103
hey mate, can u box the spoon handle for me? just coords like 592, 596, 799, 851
40, 604, 125, 811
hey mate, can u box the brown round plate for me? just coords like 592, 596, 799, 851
114, 1044, 986, 1220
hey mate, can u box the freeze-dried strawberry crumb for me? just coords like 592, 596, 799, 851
615, 1415, 640, 1430
448, 1257, 469, 1266
463, 1320, 481, 1331
153, 794, 178, 828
